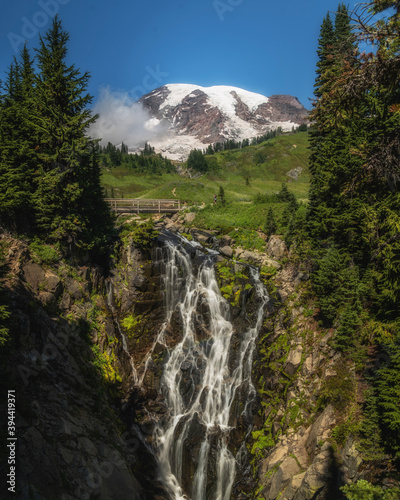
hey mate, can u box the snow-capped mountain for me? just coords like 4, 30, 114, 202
138, 84, 309, 160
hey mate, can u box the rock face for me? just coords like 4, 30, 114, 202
267, 235, 288, 261
0, 234, 165, 500
1, 224, 367, 500
138, 84, 309, 160
252, 257, 364, 500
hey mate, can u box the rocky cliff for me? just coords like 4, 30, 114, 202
0, 217, 366, 499
106, 213, 367, 499
0, 231, 165, 500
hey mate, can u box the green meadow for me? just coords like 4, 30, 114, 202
101, 131, 310, 231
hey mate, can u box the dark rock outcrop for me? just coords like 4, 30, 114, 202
0, 234, 164, 500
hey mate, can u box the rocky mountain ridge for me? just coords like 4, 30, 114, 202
138, 84, 309, 160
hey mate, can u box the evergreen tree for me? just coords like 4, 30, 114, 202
312, 247, 347, 326
307, 4, 359, 243
376, 340, 400, 455
264, 206, 277, 235
277, 182, 297, 206
281, 204, 295, 228
334, 3, 355, 55
187, 149, 208, 173
142, 142, 155, 156
307, 0, 400, 461
0, 45, 37, 230
314, 13, 336, 98
218, 185, 226, 206
31, 16, 112, 255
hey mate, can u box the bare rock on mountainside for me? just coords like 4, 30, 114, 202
138, 84, 309, 160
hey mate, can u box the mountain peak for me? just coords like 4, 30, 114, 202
138, 84, 309, 160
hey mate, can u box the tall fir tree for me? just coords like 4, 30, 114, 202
31, 16, 113, 255
314, 13, 336, 99
264, 206, 277, 235
307, 4, 358, 243
334, 3, 355, 55
0, 45, 37, 230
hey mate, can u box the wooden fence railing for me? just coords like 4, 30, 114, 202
105, 198, 181, 214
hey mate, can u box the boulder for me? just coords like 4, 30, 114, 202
190, 228, 215, 244
268, 457, 301, 499
184, 212, 196, 223
265, 445, 289, 471
60, 292, 72, 311
219, 234, 233, 247
291, 427, 311, 470
267, 235, 288, 260
241, 250, 259, 263
293, 446, 332, 500
38, 291, 57, 311
341, 437, 362, 481
301, 355, 313, 377
282, 472, 306, 500
261, 256, 281, 269
65, 278, 83, 301
164, 222, 180, 233
45, 272, 63, 299
236, 249, 280, 268
23, 262, 46, 292
306, 405, 335, 459
220, 246, 233, 258
286, 167, 303, 181
284, 345, 303, 375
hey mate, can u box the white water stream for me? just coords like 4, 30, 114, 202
153, 239, 269, 500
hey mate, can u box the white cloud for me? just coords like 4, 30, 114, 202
88, 87, 167, 148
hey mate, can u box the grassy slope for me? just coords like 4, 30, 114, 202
101, 131, 310, 231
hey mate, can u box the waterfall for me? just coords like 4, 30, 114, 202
154, 238, 269, 500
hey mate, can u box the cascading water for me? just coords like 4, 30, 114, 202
153, 237, 270, 500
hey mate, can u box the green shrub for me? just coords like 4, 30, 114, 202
121, 314, 142, 336
318, 361, 355, 412
119, 218, 158, 249
29, 238, 61, 264
341, 480, 400, 500
331, 407, 359, 446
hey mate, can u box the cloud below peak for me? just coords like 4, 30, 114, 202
88, 87, 167, 148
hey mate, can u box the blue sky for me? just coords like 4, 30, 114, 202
1, 0, 362, 110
